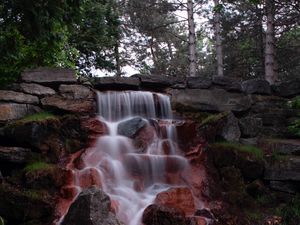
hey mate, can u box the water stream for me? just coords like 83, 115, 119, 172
63, 91, 191, 225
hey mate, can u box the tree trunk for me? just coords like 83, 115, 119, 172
214, 0, 224, 77
265, 0, 276, 84
187, 0, 197, 77
115, 42, 121, 76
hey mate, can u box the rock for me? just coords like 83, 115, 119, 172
132, 123, 156, 152
41, 95, 95, 114
142, 204, 188, 225
62, 186, 122, 225
269, 181, 298, 194
187, 77, 212, 89
92, 77, 140, 90
0, 183, 54, 224
259, 139, 300, 155
21, 67, 77, 84
0, 103, 41, 122
272, 79, 300, 97
264, 156, 300, 181
117, 117, 147, 138
171, 77, 186, 89
59, 84, 94, 99
239, 138, 258, 146
133, 74, 173, 90
20, 83, 56, 96
250, 95, 289, 113
241, 79, 271, 95
81, 118, 109, 141
220, 112, 241, 142
0, 171, 3, 183
0, 146, 31, 164
212, 76, 242, 92
155, 187, 196, 216
170, 89, 252, 113
239, 117, 263, 138
0, 90, 39, 104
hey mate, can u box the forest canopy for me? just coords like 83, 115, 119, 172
0, 0, 299, 85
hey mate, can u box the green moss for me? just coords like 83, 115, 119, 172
18, 111, 57, 123
24, 162, 53, 173
280, 195, 300, 225
214, 142, 264, 159
200, 111, 229, 127
22, 189, 45, 201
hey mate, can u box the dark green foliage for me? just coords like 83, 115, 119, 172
288, 96, 300, 137
280, 195, 300, 225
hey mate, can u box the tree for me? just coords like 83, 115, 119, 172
213, 0, 224, 77
187, 0, 197, 77
264, 0, 276, 84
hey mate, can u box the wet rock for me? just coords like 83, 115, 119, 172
41, 95, 95, 114
0, 90, 39, 104
59, 84, 94, 99
93, 77, 140, 90
187, 77, 212, 89
20, 83, 56, 96
272, 79, 300, 97
117, 117, 147, 138
195, 209, 214, 219
212, 76, 242, 92
239, 117, 263, 138
155, 187, 196, 216
62, 186, 123, 225
21, 67, 77, 84
0, 183, 54, 224
0, 146, 31, 164
264, 156, 300, 181
171, 89, 252, 113
81, 118, 109, 142
220, 112, 241, 142
259, 139, 300, 155
0, 103, 41, 122
133, 124, 156, 152
142, 204, 188, 225
241, 79, 271, 95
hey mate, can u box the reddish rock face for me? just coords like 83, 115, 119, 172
133, 124, 156, 152
81, 118, 109, 145
155, 187, 196, 216
77, 168, 102, 189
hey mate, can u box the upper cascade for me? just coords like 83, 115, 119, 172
97, 91, 173, 121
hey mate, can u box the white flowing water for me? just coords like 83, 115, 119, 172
72, 91, 189, 225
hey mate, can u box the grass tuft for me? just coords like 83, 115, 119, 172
24, 162, 53, 173
18, 111, 57, 123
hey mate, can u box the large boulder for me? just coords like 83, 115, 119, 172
239, 117, 263, 138
0, 103, 41, 122
170, 89, 252, 113
258, 139, 300, 155
62, 186, 123, 225
59, 84, 94, 100
212, 76, 242, 92
187, 77, 212, 89
19, 83, 56, 96
264, 156, 300, 181
220, 112, 241, 142
132, 74, 173, 90
0, 90, 39, 104
272, 79, 300, 97
241, 79, 271, 95
142, 204, 188, 225
21, 67, 77, 84
154, 187, 196, 216
117, 117, 147, 138
92, 77, 140, 90
41, 95, 95, 114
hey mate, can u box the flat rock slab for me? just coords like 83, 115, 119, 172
41, 95, 95, 113
21, 67, 76, 84
20, 83, 56, 96
59, 84, 94, 100
170, 89, 252, 112
93, 77, 140, 90
259, 139, 300, 155
264, 156, 300, 181
242, 79, 271, 95
0, 103, 41, 122
272, 79, 300, 97
133, 74, 173, 89
187, 77, 212, 89
0, 146, 31, 164
0, 90, 39, 104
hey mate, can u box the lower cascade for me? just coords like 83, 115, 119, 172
58, 91, 206, 225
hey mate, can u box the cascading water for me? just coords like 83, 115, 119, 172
60, 91, 194, 225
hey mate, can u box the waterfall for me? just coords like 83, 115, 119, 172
63, 91, 190, 225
